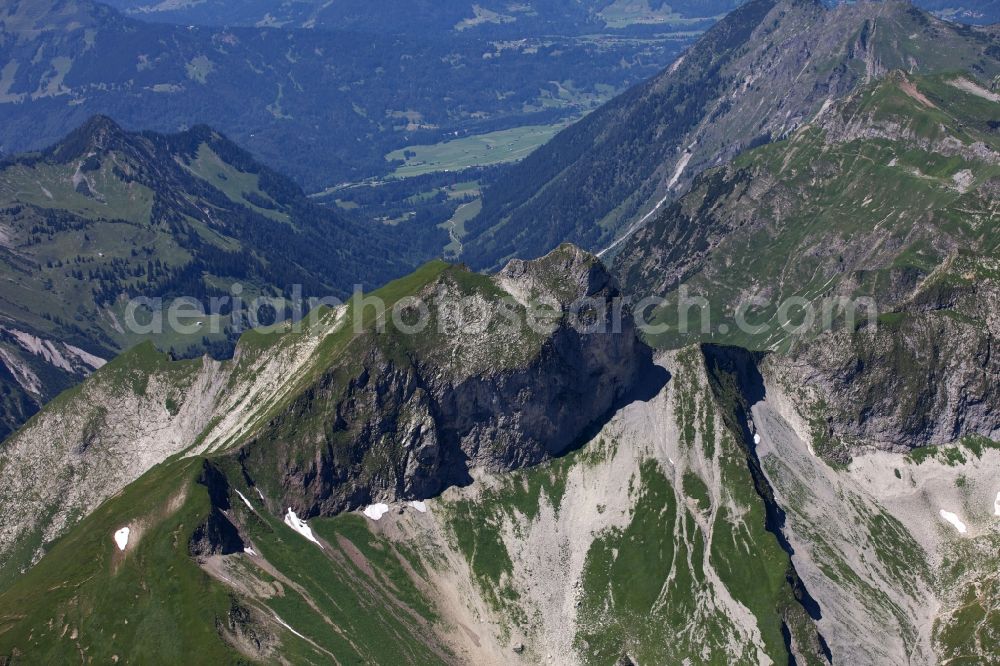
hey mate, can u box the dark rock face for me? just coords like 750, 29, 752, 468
775, 283, 1000, 452
233, 246, 654, 517
189, 510, 245, 558
189, 462, 245, 557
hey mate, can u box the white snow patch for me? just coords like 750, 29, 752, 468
363, 503, 390, 520
284, 508, 322, 546
667, 54, 686, 74
939, 510, 968, 534
753, 433, 762, 445
234, 489, 254, 511
113, 526, 130, 551
244, 547, 257, 556
273, 614, 308, 640
255, 487, 265, 501
407, 500, 427, 513
994, 491, 1000, 517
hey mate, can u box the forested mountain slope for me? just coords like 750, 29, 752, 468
0, 115, 443, 439
0, 0, 689, 190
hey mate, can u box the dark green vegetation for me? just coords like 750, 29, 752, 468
0, 0, 692, 192
699, 345, 830, 663
0, 114, 445, 438
312, 166, 501, 258
460, 0, 1000, 269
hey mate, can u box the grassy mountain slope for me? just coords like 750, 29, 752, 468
0, 347, 830, 664
461, 0, 1000, 269
617, 70, 999, 346
0, 114, 445, 439
1, 342, 996, 663
0, 455, 459, 663
613, 71, 1000, 453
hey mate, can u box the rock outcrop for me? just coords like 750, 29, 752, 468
232, 244, 655, 517
775, 278, 1000, 455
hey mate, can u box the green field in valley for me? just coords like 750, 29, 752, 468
385, 121, 572, 178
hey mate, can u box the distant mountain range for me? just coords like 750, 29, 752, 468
0, 0, 692, 191
0, 115, 444, 439
100, 0, 1000, 31
99, 0, 742, 34
460, 0, 1000, 268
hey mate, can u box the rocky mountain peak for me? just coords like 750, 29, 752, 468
49, 114, 130, 162
497, 243, 616, 307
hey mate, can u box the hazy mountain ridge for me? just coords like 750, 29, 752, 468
99, 0, 741, 34
0, 0, 689, 190
461, 0, 1000, 269
98, 0, 1000, 32
0, 115, 444, 438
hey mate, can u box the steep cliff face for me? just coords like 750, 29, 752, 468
230, 244, 653, 518
774, 272, 999, 457
752, 352, 1000, 665
0, 245, 653, 578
